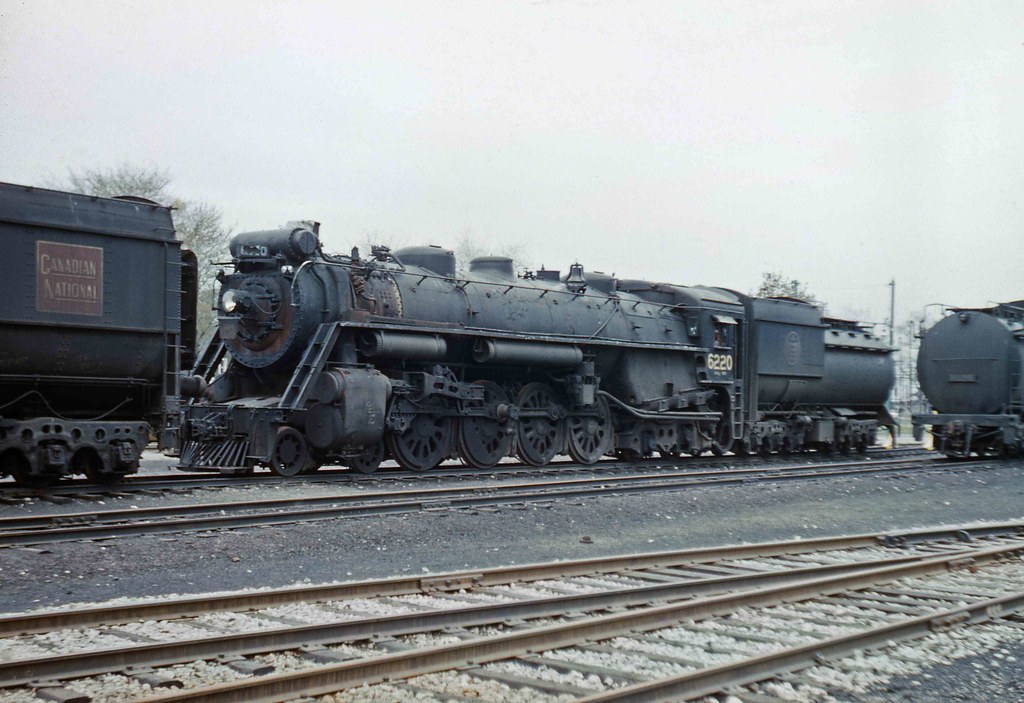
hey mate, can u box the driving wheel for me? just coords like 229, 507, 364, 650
458, 381, 513, 469
387, 412, 453, 471
567, 397, 614, 465
514, 382, 566, 467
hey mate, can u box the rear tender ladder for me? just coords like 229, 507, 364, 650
279, 322, 342, 410
730, 380, 744, 441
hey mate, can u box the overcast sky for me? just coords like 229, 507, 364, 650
1, 1, 1020, 327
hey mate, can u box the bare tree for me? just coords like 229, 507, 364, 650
890, 317, 928, 428
52, 163, 231, 342
753, 271, 823, 309
355, 230, 407, 260
64, 164, 172, 201
454, 228, 532, 277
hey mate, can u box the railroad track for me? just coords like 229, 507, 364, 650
0, 447, 932, 504
0, 455, 996, 547
1, 522, 1022, 702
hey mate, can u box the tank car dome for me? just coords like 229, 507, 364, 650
917, 310, 1023, 414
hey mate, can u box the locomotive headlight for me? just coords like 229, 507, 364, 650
221, 289, 239, 314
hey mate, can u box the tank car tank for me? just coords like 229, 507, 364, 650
0, 182, 197, 486
912, 302, 1024, 458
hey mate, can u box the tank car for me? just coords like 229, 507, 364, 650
0, 182, 197, 486
912, 302, 1024, 458
178, 224, 895, 476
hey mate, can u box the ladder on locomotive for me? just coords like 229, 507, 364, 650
191, 329, 228, 382
730, 380, 745, 443
1010, 370, 1023, 416
279, 322, 342, 410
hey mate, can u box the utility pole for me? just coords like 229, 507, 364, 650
888, 278, 895, 347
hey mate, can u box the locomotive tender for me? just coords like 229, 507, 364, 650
178, 225, 895, 475
0, 183, 197, 486
912, 302, 1024, 458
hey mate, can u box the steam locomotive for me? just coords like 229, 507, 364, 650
177, 224, 896, 475
912, 302, 1024, 458
0, 182, 197, 486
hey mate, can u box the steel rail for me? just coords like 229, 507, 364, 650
5, 521, 1019, 637
0, 457, 994, 546
0, 453, 935, 529
0, 446, 931, 497
0, 548, 960, 687
578, 591, 1024, 702
139, 541, 1024, 703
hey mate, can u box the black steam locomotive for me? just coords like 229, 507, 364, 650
912, 302, 1024, 458
0, 183, 197, 486
177, 225, 895, 475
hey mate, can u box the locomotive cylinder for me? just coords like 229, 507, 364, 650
306, 368, 391, 449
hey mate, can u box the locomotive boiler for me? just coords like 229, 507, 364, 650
912, 301, 1024, 458
178, 224, 896, 476
0, 182, 197, 486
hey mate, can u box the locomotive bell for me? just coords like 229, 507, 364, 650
566, 263, 587, 293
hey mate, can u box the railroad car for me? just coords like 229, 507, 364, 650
0, 183, 197, 486
177, 225, 895, 475
912, 301, 1024, 458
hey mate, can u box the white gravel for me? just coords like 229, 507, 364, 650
693, 613, 820, 647
325, 642, 383, 659
0, 690, 41, 703
253, 649, 321, 672
530, 578, 607, 594
397, 632, 466, 648
753, 679, 835, 703
193, 611, 288, 632
327, 598, 419, 617
544, 645, 695, 680
653, 625, 769, 656
22, 628, 128, 656
0, 637, 52, 661
485, 583, 582, 600
41, 673, 158, 703
261, 603, 354, 623
391, 593, 481, 610
572, 574, 651, 589
483, 659, 613, 690
112, 619, 216, 641
315, 682, 437, 702
607, 635, 738, 667
409, 671, 574, 702
799, 621, 1024, 699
